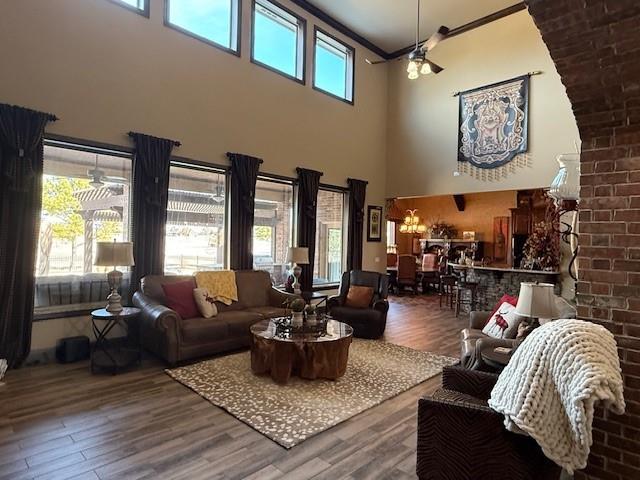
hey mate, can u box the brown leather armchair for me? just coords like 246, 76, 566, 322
417, 365, 561, 480
460, 311, 518, 370
327, 270, 389, 339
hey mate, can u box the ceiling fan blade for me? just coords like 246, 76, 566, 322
425, 59, 444, 74
422, 25, 450, 52
365, 58, 387, 65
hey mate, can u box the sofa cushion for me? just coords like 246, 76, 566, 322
141, 275, 194, 303
246, 306, 289, 319
234, 270, 272, 308
330, 305, 381, 324
193, 288, 218, 318
181, 317, 229, 344
488, 294, 519, 323
482, 302, 522, 339
217, 311, 263, 337
161, 279, 199, 319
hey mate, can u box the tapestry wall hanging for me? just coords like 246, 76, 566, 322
457, 75, 530, 181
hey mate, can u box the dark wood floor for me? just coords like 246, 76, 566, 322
0, 294, 466, 480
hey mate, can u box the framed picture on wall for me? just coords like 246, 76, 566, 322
367, 205, 383, 242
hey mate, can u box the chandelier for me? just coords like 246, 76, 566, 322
399, 209, 427, 234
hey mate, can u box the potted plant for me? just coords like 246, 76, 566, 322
522, 221, 560, 271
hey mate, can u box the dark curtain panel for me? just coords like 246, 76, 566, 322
347, 178, 367, 271
296, 168, 323, 291
0, 104, 57, 368
130, 132, 179, 292
228, 152, 263, 270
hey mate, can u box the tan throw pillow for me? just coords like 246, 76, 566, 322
193, 288, 218, 319
345, 285, 374, 309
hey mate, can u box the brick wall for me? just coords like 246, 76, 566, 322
525, 1, 640, 478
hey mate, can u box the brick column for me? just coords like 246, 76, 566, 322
525, 1, 640, 478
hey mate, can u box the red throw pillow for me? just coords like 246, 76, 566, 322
345, 285, 374, 309
162, 280, 199, 319
487, 294, 519, 325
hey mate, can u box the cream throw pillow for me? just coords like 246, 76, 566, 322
482, 302, 522, 339
193, 288, 218, 318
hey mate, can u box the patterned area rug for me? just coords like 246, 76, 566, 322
166, 340, 458, 448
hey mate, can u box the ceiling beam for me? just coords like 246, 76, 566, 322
288, 0, 390, 59
387, 2, 527, 60
453, 195, 465, 212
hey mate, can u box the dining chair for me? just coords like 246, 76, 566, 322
421, 253, 439, 293
397, 254, 419, 294
386, 253, 398, 267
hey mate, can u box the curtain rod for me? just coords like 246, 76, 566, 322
451, 71, 543, 97
127, 131, 181, 147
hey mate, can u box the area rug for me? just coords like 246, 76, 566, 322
165, 340, 458, 448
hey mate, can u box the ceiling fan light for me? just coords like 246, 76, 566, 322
407, 60, 418, 73
420, 62, 432, 75
408, 70, 419, 80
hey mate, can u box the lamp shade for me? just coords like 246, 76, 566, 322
287, 247, 309, 265
515, 282, 556, 319
94, 241, 135, 267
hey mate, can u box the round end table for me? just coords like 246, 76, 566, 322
91, 307, 141, 374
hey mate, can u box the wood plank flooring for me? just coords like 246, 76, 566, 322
0, 294, 466, 480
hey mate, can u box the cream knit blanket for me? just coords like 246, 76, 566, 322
488, 319, 625, 474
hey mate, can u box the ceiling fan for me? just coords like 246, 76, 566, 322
87, 154, 127, 188
366, 0, 448, 79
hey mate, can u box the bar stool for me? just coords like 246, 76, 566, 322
455, 280, 479, 317
439, 275, 457, 309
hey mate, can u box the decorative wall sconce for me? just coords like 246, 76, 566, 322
548, 153, 580, 281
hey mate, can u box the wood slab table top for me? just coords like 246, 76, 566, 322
250, 319, 353, 384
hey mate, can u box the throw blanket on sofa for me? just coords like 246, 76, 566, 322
488, 319, 625, 474
195, 271, 238, 305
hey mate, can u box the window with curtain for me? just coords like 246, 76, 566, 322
253, 177, 294, 285
251, 0, 306, 82
386, 221, 397, 253
108, 0, 148, 15
313, 27, 355, 103
35, 142, 133, 316
164, 163, 226, 275
313, 188, 347, 285
166, 0, 240, 53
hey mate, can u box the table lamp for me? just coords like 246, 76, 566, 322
94, 241, 135, 313
515, 282, 556, 328
287, 247, 309, 295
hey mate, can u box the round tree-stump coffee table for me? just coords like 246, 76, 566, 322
250, 319, 353, 384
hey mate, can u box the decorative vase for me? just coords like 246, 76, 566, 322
292, 312, 304, 328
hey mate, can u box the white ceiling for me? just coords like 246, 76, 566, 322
305, 0, 522, 53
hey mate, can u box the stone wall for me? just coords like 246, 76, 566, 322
525, 1, 640, 478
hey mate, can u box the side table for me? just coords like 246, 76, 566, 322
91, 307, 141, 374
481, 348, 512, 372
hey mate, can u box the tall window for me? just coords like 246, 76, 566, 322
253, 178, 294, 285
35, 142, 132, 315
313, 27, 355, 103
109, 0, 148, 15
251, 0, 305, 82
386, 221, 397, 253
165, 163, 226, 274
166, 0, 240, 53
314, 189, 347, 285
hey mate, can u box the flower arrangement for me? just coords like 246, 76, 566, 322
522, 221, 560, 270
428, 219, 457, 239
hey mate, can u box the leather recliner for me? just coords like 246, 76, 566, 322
327, 270, 389, 339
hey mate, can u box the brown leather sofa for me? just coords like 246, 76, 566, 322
132, 270, 298, 366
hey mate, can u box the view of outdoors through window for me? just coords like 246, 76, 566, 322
35, 144, 132, 312
120, 0, 145, 9
315, 30, 351, 100
167, 0, 236, 50
313, 189, 345, 284
165, 164, 226, 275
253, 0, 302, 79
253, 179, 294, 285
